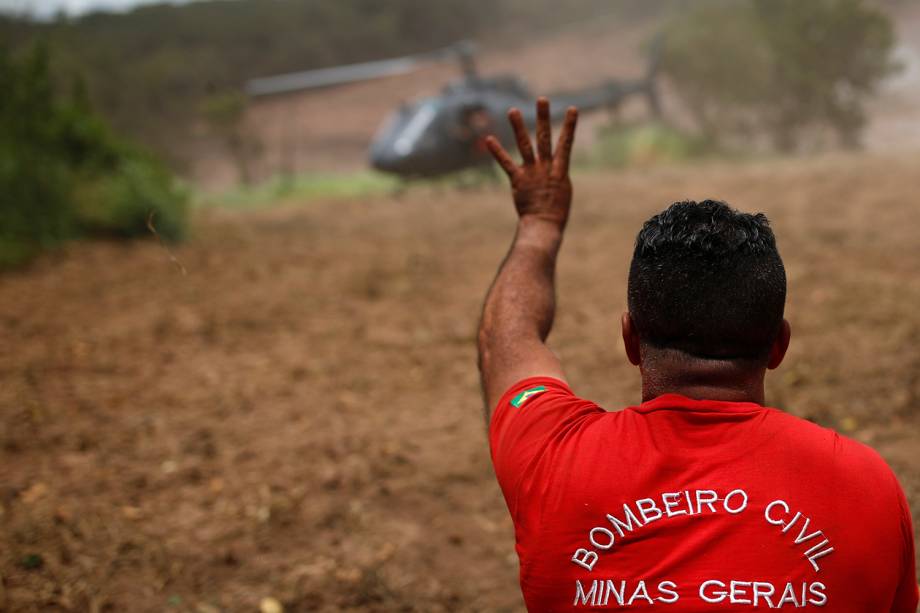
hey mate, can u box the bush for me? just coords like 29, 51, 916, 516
0, 149, 73, 266
73, 156, 188, 240
589, 122, 712, 168
0, 44, 187, 268
660, 0, 896, 151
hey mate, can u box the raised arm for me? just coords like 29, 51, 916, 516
478, 97, 579, 419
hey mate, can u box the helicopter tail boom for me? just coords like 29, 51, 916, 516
545, 33, 663, 119
246, 41, 476, 97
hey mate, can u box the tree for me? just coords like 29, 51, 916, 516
0, 44, 187, 267
660, 0, 896, 151
201, 91, 257, 185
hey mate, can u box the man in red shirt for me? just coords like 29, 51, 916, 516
479, 98, 918, 611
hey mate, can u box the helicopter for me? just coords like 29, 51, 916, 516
246, 38, 661, 179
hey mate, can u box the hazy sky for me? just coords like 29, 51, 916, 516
0, 0, 193, 18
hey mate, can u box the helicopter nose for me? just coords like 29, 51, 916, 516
369, 146, 409, 175
369, 150, 394, 173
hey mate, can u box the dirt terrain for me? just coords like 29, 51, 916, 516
1, 151, 918, 611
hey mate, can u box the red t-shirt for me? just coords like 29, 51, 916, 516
490, 377, 918, 612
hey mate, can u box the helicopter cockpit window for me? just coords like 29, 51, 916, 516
456, 104, 492, 145
393, 101, 438, 156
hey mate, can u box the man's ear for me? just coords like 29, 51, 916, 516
621, 312, 641, 366
767, 319, 791, 370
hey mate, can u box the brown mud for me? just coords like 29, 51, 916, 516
2, 153, 919, 611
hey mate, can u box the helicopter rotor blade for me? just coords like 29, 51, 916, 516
246, 41, 475, 97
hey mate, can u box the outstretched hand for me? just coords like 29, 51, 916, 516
485, 97, 578, 229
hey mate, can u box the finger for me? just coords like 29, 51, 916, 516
484, 135, 518, 178
535, 97, 552, 162
553, 106, 579, 176
508, 108, 535, 165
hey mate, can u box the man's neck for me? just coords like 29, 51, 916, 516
639, 349, 768, 405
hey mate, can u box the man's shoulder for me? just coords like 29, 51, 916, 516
764, 406, 900, 484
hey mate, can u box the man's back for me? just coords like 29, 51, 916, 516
477, 99, 917, 611
491, 377, 917, 611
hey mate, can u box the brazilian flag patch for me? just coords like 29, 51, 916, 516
511, 385, 547, 408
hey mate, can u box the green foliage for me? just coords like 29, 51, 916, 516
0, 44, 187, 268
660, 0, 896, 151
73, 156, 188, 239
200, 171, 401, 210
19, 553, 44, 570
588, 122, 712, 168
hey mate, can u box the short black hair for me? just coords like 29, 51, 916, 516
627, 200, 786, 360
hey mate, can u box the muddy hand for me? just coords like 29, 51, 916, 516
485, 97, 578, 228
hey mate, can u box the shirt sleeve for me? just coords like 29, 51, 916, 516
891, 481, 919, 613
488, 376, 603, 522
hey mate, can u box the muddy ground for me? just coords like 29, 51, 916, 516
1, 153, 919, 611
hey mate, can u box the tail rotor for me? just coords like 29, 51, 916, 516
643, 33, 664, 118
